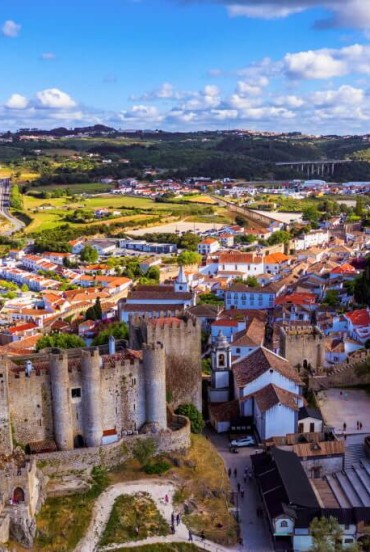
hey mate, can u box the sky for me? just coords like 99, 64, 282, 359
2, 0, 370, 134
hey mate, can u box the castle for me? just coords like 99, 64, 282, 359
0, 314, 199, 547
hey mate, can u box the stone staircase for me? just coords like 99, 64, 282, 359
345, 443, 366, 468
325, 460, 370, 508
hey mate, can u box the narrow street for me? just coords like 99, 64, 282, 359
207, 431, 274, 552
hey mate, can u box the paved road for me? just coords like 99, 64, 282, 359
207, 431, 274, 552
0, 178, 25, 235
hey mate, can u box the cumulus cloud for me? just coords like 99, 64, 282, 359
5, 94, 28, 109
1, 20, 21, 37
35, 88, 77, 109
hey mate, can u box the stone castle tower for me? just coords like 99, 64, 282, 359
129, 313, 202, 410
280, 325, 325, 372
0, 343, 168, 456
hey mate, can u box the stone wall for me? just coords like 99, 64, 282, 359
309, 350, 370, 390
301, 455, 344, 478
33, 417, 191, 476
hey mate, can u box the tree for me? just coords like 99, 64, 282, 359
267, 230, 291, 245
310, 516, 360, 551
92, 321, 129, 346
175, 404, 204, 434
80, 244, 98, 263
146, 266, 160, 282
85, 298, 103, 321
177, 251, 202, 266
245, 276, 258, 287
36, 333, 85, 351
322, 290, 340, 308
9, 184, 23, 210
133, 438, 156, 468
302, 206, 320, 223
354, 258, 370, 306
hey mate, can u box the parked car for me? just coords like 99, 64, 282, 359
230, 436, 255, 448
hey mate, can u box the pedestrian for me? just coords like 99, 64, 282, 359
171, 512, 175, 524
171, 524, 175, 535
234, 467, 237, 477
176, 513, 180, 526
228, 467, 232, 477
343, 422, 346, 431
201, 530, 205, 541
237, 482, 241, 492
360, 422, 363, 430
240, 487, 245, 499
165, 494, 169, 503
188, 530, 193, 542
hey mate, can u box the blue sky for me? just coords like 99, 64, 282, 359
2, 0, 370, 133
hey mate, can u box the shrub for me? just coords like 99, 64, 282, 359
143, 459, 170, 475
133, 438, 156, 468
175, 404, 204, 434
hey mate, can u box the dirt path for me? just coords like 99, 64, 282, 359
74, 480, 238, 552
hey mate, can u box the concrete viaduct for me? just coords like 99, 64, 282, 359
275, 159, 353, 177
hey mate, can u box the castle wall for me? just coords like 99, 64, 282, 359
0, 360, 13, 454
34, 417, 191, 476
143, 343, 167, 429
280, 327, 325, 371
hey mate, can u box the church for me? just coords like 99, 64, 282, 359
119, 266, 196, 322
208, 331, 304, 439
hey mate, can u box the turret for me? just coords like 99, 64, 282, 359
0, 358, 13, 454
49, 349, 73, 450
143, 342, 167, 431
81, 348, 103, 447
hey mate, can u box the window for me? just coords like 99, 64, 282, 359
344, 538, 353, 544
71, 388, 81, 399
236, 348, 240, 354
218, 353, 226, 367
310, 422, 315, 432
280, 521, 288, 528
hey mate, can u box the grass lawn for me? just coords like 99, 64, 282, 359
100, 492, 170, 546
35, 492, 97, 551
28, 182, 115, 194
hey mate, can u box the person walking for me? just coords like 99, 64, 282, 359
343, 422, 347, 431
171, 524, 175, 535
237, 482, 241, 492
176, 513, 180, 526
228, 467, 232, 477
188, 530, 193, 542
165, 494, 169, 504
171, 512, 175, 525
200, 530, 205, 541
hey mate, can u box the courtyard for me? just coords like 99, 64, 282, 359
317, 387, 370, 435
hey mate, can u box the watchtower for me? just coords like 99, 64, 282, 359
49, 349, 74, 450
280, 325, 325, 372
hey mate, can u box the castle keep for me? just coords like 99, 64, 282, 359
280, 324, 325, 372
0, 344, 167, 454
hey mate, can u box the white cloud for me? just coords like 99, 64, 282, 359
311, 84, 364, 106
1, 20, 21, 38
40, 52, 56, 61
284, 50, 347, 79
5, 93, 28, 109
36, 88, 77, 109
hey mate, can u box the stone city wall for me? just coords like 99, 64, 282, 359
33, 417, 190, 476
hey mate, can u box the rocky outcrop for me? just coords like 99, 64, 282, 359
9, 515, 36, 549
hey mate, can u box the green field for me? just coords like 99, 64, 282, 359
20, 194, 221, 234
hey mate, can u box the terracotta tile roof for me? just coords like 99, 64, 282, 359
208, 400, 240, 422
232, 318, 266, 348
7, 322, 38, 334
212, 319, 239, 328
241, 383, 302, 413
232, 346, 302, 387
264, 253, 290, 264
218, 252, 263, 264
200, 238, 218, 244
275, 293, 316, 307
331, 263, 357, 274
224, 309, 268, 323
345, 309, 370, 327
